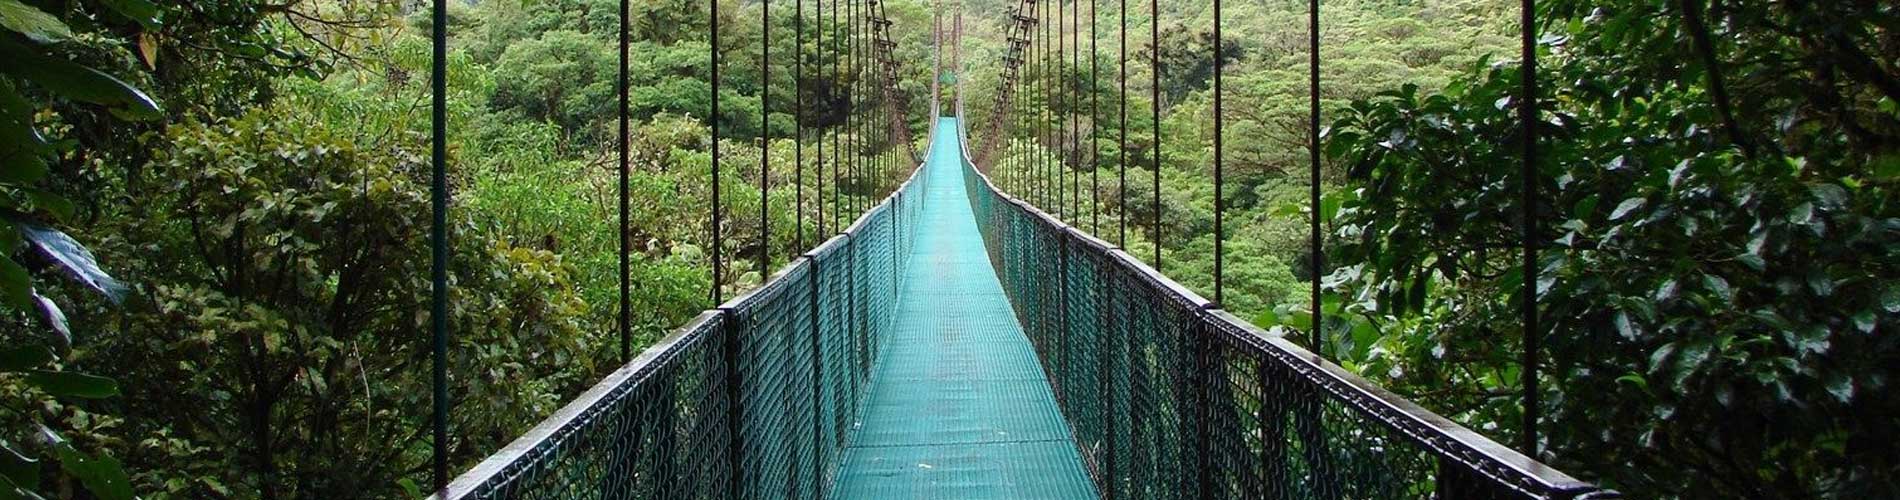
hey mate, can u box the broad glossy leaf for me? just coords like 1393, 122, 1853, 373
0, 41, 161, 120
95, 0, 159, 30
0, 441, 34, 491
29, 291, 67, 343
50, 440, 132, 500
24, 370, 116, 398
17, 223, 126, 303
0, 0, 71, 43
1827, 373, 1854, 403
1609, 197, 1646, 221
0, 255, 28, 309
0, 345, 52, 371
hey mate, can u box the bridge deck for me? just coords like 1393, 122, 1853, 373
831, 118, 1096, 499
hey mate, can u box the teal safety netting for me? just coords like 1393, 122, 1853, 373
436, 114, 1613, 499
954, 100, 1613, 498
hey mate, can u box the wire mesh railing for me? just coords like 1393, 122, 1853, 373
953, 105, 1618, 499
434, 153, 931, 500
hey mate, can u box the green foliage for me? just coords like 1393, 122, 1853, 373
1322, 0, 1900, 496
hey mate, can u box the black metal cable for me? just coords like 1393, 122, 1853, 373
1149, 0, 1160, 269
828, 0, 836, 233
1306, 0, 1320, 353
1069, 0, 1080, 222
760, 0, 771, 278
1058, 0, 1068, 220
1213, 0, 1223, 305
1519, 0, 1541, 456
429, 0, 448, 490
1118, 0, 1127, 246
795, 0, 805, 251
1089, 0, 1098, 234
712, 0, 724, 304
618, 0, 632, 364
816, 0, 827, 236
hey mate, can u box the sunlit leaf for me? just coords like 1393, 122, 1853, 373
0, 0, 71, 43
17, 223, 126, 303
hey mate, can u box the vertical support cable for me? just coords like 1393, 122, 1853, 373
713, 0, 725, 304
761, 0, 772, 278
796, 0, 805, 251
618, 0, 632, 363
1117, 0, 1126, 247
1089, 0, 1098, 234
1148, 0, 1160, 270
1212, 0, 1223, 306
816, 0, 827, 237
429, 0, 448, 491
1518, 0, 1541, 457
832, 0, 842, 233
1069, 0, 1079, 222
1306, 0, 1321, 353
1057, 0, 1067, 220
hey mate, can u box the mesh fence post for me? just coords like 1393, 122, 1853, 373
721, 315, 746, 499
1193, 316, 1214, 500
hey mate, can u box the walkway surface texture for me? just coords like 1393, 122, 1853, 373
831, 118, 1097, 499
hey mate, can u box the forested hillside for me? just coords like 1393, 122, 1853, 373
2, 0, 1893, 497
964, 0, 1898, 497
0, 0, 932, 497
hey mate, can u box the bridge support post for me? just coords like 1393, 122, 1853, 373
1192, 314, 1214, 500
719, 313, 746, 500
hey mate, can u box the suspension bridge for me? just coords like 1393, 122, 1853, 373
415, 0, 1616, 497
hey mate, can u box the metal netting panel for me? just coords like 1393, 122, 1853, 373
809, 236, 856, 495
725, 260, 821, 500
442, 153, 932, 500
446, 315, 732, 500
955, 127, 1613, 500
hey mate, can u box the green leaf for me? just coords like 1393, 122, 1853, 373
1852, 311, 1875, 334
50, 440, 132, 500
1701, 274, 1732, 303
0, 40, 161, 120
1609, 197, 1646, 221
94, 0, 159, 30
0, 440, 37, 490
0, 255, 29, 310
1826, 373, 1854, 403
1615, 310, 1641, 339
1615, 373, 1649, 393
23, 370, 117, 398
0, 0, 72, 43
17, 223, 126, 303
30, 291, 67, 343
1883, 285, 1900, 313
0, 346, 53, 371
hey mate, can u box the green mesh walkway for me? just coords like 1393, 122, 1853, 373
830, 118, 1097, 499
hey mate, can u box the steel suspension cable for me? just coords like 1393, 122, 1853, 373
1089, 0, 1098, 233
1118, 0, 1127, 246
796, 0, 805, 250
761, 0, 772, 278
1058, 0, 1068, 219
429, 0, 448, 490
618, 0, 631, 363
1306, 0, 1321, 354
832, 0, 841, 233
712, 0, 724, 304
816, 0, 827, 236
1213, 0, 1223, 305
1519, 0, 1541, 457
1069, 0, 1079, 222
1149, 0, 1160, 269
